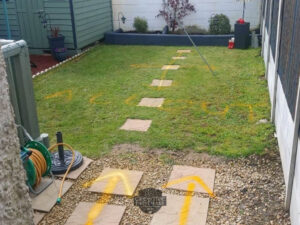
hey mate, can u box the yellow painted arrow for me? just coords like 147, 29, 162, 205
162, 175, 215, 225
44, 90, 72, 101
83, 171, 133, 225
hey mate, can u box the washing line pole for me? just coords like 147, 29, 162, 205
175, 20, 216, 76
2, 0, 12, 39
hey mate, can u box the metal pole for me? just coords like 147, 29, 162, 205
2, 0, 12, 39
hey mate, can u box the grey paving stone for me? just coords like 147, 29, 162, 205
138, 98, 165, 107
166, 165, 215, 194
65, 202, 126, 225
33, 212, 46, 225
120, 119, 152, 132
89, 168, 143, 196
161, 65, 180, 70
151, 79, 173, 87
172, 56, 187, 60
31, 179, 73, 212
56, 157, 93, 180
150, 194, 209, 225
177, 50, 191, 53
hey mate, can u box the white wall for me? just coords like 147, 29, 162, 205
112, 0, 262, 31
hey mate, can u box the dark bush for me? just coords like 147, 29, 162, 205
209, 14, 231, 34
133, 17, 148, 33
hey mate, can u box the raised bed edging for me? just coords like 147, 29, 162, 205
105, 32, 234, 46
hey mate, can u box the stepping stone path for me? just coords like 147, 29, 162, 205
151, 79, 173, 87
138, 97, 165, 107
33, 212, 46, 225
150, 194, 209, 225
161, 65, 180, 70
61, 50, 217, 225
31, 179, 73, 212
120, 119, 152, 132
89, 168, 143, 196
65, 202, 126, 225
56, 157, 93, 180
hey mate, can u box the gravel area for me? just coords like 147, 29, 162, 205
39, 144, 290, 225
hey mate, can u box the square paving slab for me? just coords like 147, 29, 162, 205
65, 202, 126, 225
161, 65, 180, 70
177, 50, 191, 53
172, 56, 186, 60
151, 79, 173, 87
150, 194, 209, 225
166, 165, 215, 194
138, 98, 165, 107
120, 119, 152, 132
89, 168, 143, 196
56, 157, 92, 180
33, 212, 46, 225
31, 179, 73, 212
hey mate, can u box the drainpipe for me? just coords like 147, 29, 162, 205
2, 0, 12, 39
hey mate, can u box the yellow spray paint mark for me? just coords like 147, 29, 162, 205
162, 175, 215, 198
125, 94, 137, 105
179, 183, 195, 225
89, 93, 102, 104
83, 171, 133, 225
201, 102, 229, 116
44, 90, 72, 101
162, 176, 215, 225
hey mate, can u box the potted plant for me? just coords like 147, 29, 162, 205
48, 27, 65, 53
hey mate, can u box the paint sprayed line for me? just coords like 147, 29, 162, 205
44, 90, 72, 101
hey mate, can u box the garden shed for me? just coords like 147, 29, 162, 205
0, 0, 113, 53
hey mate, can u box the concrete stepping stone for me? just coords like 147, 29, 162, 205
65, 202, 126, 225
33, 212, 46, 225
172, 56, 186, 60
177, 50, 191, 53
120, 119, 152, 132
138, 98, 165, 107
166, 165, 215, 194
150, 194, 209, 225
56, 157, 93, 180
31, 179, 73, 212
151, 79, 173, 87
89, 168, 143, 196
161, 65, 180, 70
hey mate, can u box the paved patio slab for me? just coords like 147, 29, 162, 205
161, 65, 180, 70
138, 98, 165, 107
172, 56, 187, 60
31, 179, 73, 212
120, 119, 152, 132
56, 157, 92, 180
177, 50, 191, 53
89, 168, 143, 196
150, 194, 209, 225
151, 79, 173, 87
166, 165, 215, 194
33, 212, 46, 225
65, 202, 126, 225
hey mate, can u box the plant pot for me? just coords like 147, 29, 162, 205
54, 48, 67, 62
234, 22, 250, 49
48, 35, 65, 52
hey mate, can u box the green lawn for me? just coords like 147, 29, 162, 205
34, 45, 275, 157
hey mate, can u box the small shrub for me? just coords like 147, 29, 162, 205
209, 14, 231, 34
133, 17, 148, 33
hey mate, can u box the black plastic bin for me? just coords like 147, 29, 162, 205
234, 22, 250, 49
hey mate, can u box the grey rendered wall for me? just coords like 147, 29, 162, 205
0, 51, 33, 225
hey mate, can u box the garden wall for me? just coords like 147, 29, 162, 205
112, 0, 262, 32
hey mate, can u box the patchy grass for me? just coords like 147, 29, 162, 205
34, 45, 274, 157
